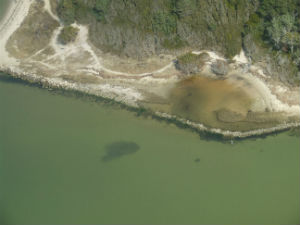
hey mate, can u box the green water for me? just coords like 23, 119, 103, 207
0, 74, 299, 225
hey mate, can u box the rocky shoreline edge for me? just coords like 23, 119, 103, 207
1, 67, 299, 140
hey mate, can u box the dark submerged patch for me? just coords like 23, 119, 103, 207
194, 158, 201, 163
101, 141, 140, 162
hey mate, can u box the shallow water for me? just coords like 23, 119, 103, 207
0, 73, 299, 225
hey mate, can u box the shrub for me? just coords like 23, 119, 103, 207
152, 12, 177, 35
58, 25, 79, 45
57, 0, 75, 25
162, 36, 186, 49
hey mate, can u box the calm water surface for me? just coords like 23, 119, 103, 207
0, 74, 299, 225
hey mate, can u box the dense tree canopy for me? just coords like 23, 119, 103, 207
56, 0, 300, 73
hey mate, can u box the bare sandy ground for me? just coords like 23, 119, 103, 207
0, 0, 299, 137
0, 0, 33, 66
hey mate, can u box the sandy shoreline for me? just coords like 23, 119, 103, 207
1, 67, 299, 138
0, 0, 299, 138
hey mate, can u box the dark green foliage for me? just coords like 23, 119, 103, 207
57, 0, 76, 25
93, 0, 110, 21
57, 0, 111, 24
58, 25, 79, 45
162, 36, 186, 49
54, 0, 258, 58
152, 12, 177, 35
207, 23, 217, 32
243, 0, 300, 78
257, 0, 297, 20
169, 0, 182, 19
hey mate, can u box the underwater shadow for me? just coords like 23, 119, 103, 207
101, 141, 140, 162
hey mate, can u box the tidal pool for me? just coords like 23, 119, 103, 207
0, 73, 299, 225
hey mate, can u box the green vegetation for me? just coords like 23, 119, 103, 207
57, 0, 75, 25
55, 0, 300, 81
162, 36, 186, 49
177, 52, 201, 64
243, 0, 300, 76
55, 0, 256, 57
152, 12, 177, 35
175, 52, 208, 74
58, 25, 79, 45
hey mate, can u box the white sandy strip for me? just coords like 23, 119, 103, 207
192, 50, 224, 62
4, 69, 143, 106
193, 49, 249, 64
77, 25, 101, 67
243, 72, 300, 115
99, 61, 174, 76
138, 75, 178, 85
233, 50, 249, 64
0, 0, 33, 66
48, 26, 68, 62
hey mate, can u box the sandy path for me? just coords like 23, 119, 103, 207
45, 24, 175, 77
0, 0, 33, 66
44, 0, 59, 22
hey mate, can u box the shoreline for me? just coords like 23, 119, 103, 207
0, 0, 299, 139
1, 68, 299, 139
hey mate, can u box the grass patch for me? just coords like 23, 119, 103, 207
177, 52, 201, 64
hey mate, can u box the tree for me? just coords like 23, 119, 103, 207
267, 14, 298, 50
282, 32, 300, 53
57, 0, 76, 25
267, 17, 282, 48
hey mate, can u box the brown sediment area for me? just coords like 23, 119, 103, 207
148, 75, 294, 132
170, 76, 252, 127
